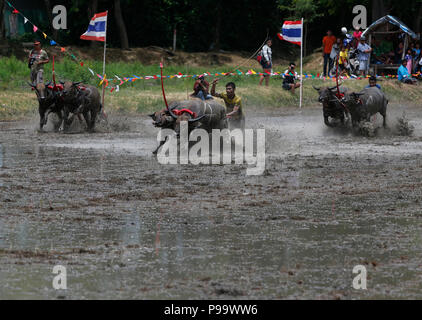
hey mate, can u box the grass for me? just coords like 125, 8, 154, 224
0, 55, 421, 120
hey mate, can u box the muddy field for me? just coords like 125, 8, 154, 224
0, 103, 421, 300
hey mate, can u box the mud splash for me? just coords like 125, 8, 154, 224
395, 112, 415, 137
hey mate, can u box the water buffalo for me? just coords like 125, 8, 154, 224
61, 81, 102, 132
151, 100, 227, 154
149, 105, 179, 128
29, 81, 63, 131
313, 85, 349, 127
341, 87, 388, 128
167, 100, 227, 134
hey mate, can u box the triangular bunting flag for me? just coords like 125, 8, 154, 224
24, 17, 28, 24
50, 40, 56, 46
33, 25, 38, 32
43, 33, 47, 39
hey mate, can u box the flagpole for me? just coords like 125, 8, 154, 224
300, 17, 303, 109
101, 10, 108, 111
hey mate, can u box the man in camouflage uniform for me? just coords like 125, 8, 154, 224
28, 41, 49, 85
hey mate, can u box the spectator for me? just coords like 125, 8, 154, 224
353, 27, 362, 41
352, 27, 362, 48
339, 44, 349, 76
412, 43, 421, 73
259, 39, 273, 87
417, 55, 422, 74
322, 30, 336, 77
192, 75, 213, 100
365, 76, 381, 90
398, 59, 417, 84
357, 36, 372, 77
330, 38, 341, 62
405, 49, 413, 75
380, 37, 394, 64
395, 42, 404, 64
282, 62, 301, 94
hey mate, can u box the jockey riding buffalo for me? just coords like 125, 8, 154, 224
313, 85, 349, 127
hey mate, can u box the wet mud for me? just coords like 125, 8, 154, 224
0, 103, 421, 299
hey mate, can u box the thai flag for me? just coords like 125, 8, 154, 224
80, 11, 107, 42
277, 20, 302, 46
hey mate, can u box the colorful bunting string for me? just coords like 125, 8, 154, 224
101, 69, 403, 93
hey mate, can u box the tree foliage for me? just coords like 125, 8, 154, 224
2, 0, 421, 52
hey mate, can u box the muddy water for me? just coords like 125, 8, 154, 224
0, 104, 421, 299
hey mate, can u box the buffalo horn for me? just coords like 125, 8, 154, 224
188, 115, 206, 123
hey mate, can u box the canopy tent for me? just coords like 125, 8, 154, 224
362, 15, 419, 75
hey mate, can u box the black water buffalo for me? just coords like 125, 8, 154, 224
167, 100, 227, 134
341, 87, 388, 128
29, 81, 64, 131
313, 85, 349, 127
149, 105, 179, 129
151, 100, 227, 154
61, 81, 102, 132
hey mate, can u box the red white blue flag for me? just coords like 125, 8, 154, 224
277, 20, 302, 46
80, 11, 107, 42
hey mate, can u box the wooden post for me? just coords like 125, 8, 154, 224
403, 35, 408, 61
369, 34, 373, 75
299, 18, 304, 109
173, 29, 177, 52
101, 11, 108, 112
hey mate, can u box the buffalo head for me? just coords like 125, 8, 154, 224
61, 81, 82, 100
149, 106, 179, 128
29, 81, 52, 102
167, 107, 206, 136
313, 85, 338, 103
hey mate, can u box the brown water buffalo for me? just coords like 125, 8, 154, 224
341, 87, 388, 128
60, 81, 102, 132
313, 85, 349, 127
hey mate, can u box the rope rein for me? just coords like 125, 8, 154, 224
160, 62, 169, 109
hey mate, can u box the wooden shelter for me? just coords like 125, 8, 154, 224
361, 15, 419, 75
